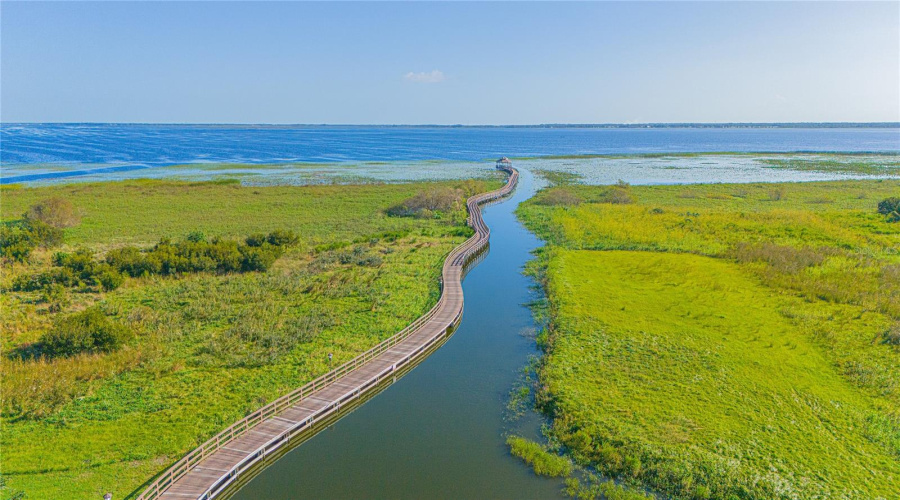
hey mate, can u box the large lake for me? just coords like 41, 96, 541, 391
2, 125, 898, 184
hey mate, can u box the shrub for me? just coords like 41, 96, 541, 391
457, 179, 488, 197
877, 197, 900, 222
40, 308, 130, 358
24, 219, 65, 247
599, 187, 634, 204
386, 187, 464, 217
876, 197, 900, 215
0, 224, 35, 262
205, 240, 243, 272
106, 246, 160, 277
884, 323, 900, 346
245, 233, 268, 247
766, 188, 785, 201
104, 233, 292, 277
25, 197, 80, 228
54, 247, 95, 277
12, 267, 79, 292
41, 283, 70, 313
239, 244, 283, 272
266, 229, 299, 246
94, 265, 125, 291
186, 230, 206, 243
507, 436, 573, 477
0, 220, 64, 261
537, 188, 582, 206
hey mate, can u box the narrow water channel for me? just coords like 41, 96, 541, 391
230, 168, 564, 499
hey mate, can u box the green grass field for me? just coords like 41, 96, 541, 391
517, 179, 900, 499
0, 177, 499, 499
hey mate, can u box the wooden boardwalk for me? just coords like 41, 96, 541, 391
136, 166, 518, 500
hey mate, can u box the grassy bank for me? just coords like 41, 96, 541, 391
0, 176, 499, 499
516, 179, 900, 499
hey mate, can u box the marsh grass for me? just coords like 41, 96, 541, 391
535, 188, 583, 207
535, 169, 583, 186
506, 436, 573, 478
517, 179, 900, 499
762, 157, 900, 175
0, 178, 499, 499
564, 477, 653, 500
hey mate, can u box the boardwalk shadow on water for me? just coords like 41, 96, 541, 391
229, 168, 564, 499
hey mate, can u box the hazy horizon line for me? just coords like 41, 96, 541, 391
3, 122, 900, 128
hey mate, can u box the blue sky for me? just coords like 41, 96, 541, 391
1, 1, 898, 124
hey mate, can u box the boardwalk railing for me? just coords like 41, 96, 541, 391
135, 166, 517, 500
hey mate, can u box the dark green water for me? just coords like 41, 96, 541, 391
230, 169, 564, 499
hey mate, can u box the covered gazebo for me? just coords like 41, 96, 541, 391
495, 157, 512, 170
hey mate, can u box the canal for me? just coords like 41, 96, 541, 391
230, 168, 564, 499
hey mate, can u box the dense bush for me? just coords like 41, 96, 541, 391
21, 248, 126, 292
23, 219, 65, 247
12, 230, 295, 298
25, 197, 81, 229
94, 265, 126, 291
1, 225, 38, 261
54, 247, 95, 276
105, 246, 162, 277
105, 229, 295, 278
456, 179, 489, 197
877, 197, 900, 222
0, 220, 65, 262
386, 187, 464, 218
536, 187, 582, 206
186, 230, 206, 243
41, 283, 70, 313
265, 229, 300, 246
239, 244, 282, 272
39, 308, 130, 358
245, 233, 268, 247
12, 267, 78, 292
599, 187, 634, 204
598, 181, 634, 205
246, 229, 299, 247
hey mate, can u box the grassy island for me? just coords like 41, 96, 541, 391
0, 176, 500, 499
517, 178, 900, 499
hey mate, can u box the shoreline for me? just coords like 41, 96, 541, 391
3, 151, 898, 187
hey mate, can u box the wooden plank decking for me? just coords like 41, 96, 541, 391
136, 166, 518, 500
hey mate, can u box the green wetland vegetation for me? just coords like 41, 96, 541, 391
515, 177, 900, 499
0, 176, 500, 499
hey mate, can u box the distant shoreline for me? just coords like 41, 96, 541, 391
3, 122, 899, 129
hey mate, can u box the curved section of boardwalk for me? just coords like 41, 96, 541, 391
136, 166, 518, 500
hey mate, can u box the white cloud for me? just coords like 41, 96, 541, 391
403, 70, 445, 83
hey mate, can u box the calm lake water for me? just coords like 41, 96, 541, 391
230, 169, 565, 499
2, 124, 899, 183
